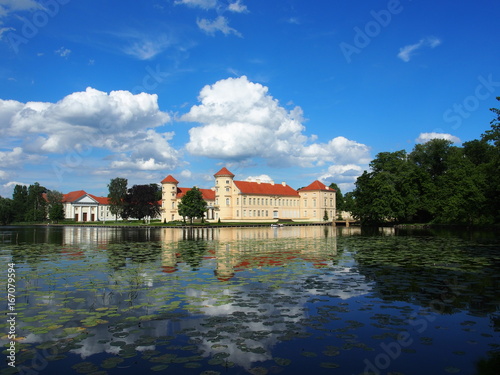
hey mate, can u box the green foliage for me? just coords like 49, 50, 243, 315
177, 187, 208, 224
0, 196, 15, 225
323, 210, 329, 221
46, 190, 65, 223
107, 177, 128, 220
25, 182, 47, 222
329, 182, 344, 212
123, 184, 161, 221
12, 184, 28, 222
350, 98, 500, 225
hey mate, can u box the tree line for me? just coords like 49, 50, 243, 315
0, 183, 65, 225
0, 179, 162, 225
341, 98, 500, 225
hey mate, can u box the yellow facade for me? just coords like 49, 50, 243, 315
161, 167, 336, 223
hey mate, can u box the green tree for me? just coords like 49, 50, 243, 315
46, 190, 65, 223
431, 147, 487, 224
12, 184, 28, 222
0, 197, 15, 225
25, 182, 47, 222
107, 178, 128, 220
177, 187, 207, 224
323, 210, 329, 221
352, 150, 422, 224
329, 182, 344, 212
480, 97, 500, 221
123, 184, 161, 221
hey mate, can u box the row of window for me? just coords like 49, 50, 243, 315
214, 197, 334, 208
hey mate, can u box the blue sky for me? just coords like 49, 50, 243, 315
1, 0, 499, 197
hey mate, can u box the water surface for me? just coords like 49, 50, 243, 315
1, 225, 499, 374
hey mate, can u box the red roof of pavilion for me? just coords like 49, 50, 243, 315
161, 175, 179, 184
214, 167, 235, 177
177, 187, 215, 201
299, 180, 334, 192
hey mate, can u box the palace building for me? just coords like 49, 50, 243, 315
161, 167, 336, 223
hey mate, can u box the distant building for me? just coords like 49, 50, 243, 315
161, 167, 336, 223
62, 190, 113, 222
61, 190, 163, 222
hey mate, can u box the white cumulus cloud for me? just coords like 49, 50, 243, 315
182, 76, 371, 168
245, 174, 273, 183
416, 132, 461, 144
0, 88, 181, 174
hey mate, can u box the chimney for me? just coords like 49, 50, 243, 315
256, 179, 261, 184
282, 182, 286, 186
271, 181, 275, 185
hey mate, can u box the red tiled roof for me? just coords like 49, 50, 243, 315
161, 175, 179, 184
62, 190, 87, 203
233, 180, 299, 197
89, 194, 110, 205
299, 180, 333, 192
177, 187, 215, 201
62, 190, 109, 204
214, 167, 235, 177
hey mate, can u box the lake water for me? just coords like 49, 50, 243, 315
0, 225, 499, 375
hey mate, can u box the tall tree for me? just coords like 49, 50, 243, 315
329, 182, 344, 213
352, 150, 422, 224
46, 190, 65, 223
25, 182, 47, 222
108, 178, 128, 220
177, 187, 207, 224
12, 184, 28, 222
0, 197, 15, 225
480, 97, 500, 221
123, 184, 161, 221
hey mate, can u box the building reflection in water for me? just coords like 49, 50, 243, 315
160, 226, 347, 282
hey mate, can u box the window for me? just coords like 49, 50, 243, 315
243, 197, 246, 205
237, 198, 239, 205
226, 198, 230, 206
172, 202, 175, 209
237, 210, 239, 217
226, 180, 229, 184
313, 199, 316, 207
243, 210, 246, 217
304, 199, 307, 207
